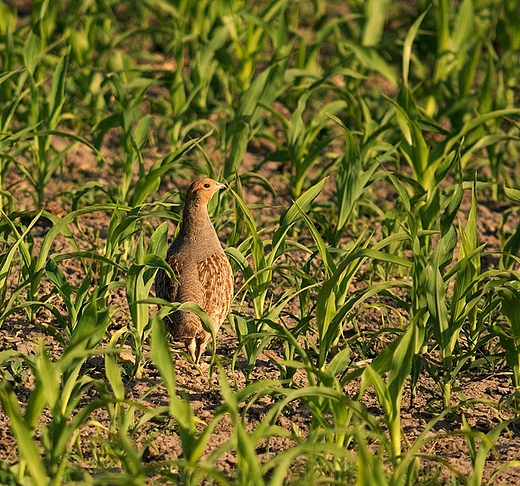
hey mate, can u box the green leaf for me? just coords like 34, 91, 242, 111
362, 0, 390, 47
342, 39, 398, 88
105, 352, 125, 402
402, 8, 430, 85
47, 48, 69, 130
504, 185, 520, 203
280, 177, 327, 227
0, 381, 47, 485
23, 24, 43, 77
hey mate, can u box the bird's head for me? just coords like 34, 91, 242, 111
185, 178, 226, 207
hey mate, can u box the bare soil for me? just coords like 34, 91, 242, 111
1, 144, 520, 485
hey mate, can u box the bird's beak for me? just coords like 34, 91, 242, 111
216, 182, 227, 191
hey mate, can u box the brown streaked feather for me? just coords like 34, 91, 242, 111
157, 251, 232, 340
197, 251, 233, 330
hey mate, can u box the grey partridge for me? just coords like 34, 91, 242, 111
155, 178, 233, 363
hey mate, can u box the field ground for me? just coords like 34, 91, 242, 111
1, 0, 520, 484
2, 150, 520, 484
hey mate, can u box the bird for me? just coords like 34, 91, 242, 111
154, 178, 233, 363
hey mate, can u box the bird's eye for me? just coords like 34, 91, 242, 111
204, 183, 211, 188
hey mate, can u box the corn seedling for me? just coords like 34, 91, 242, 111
1, 1, 519, 484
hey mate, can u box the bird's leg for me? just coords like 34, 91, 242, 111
194, 338, 208, 364
185, 335, 209, 364
185, 338, 197, 362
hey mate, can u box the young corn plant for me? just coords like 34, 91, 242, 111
388, 171, 497, 410
0, 63, 31, 212
393, 91, 520, 203
221, 0, 291, 92
443, 182, 499, 345
124, 220, 170, 377
96, 204, 154, 301
0, 211, 42, 322
150, 315, 227, 484
0, 310, 111, 485
288, 179, 412, 375
425, 0, 483, 123
24, 204, 125, 313
44, 259, 113, 347
386, 169, 459, 408
223, 56, 289, 179
263, 84, 346, 199
95, 72, 154, 205
493, 285, 520, 412
19, 22, 72, 208
499, 185, 520, 270
338, 283, 417, 463
327, 127, 382, 246
459, 415, 517, 486
0, 208, 105, 327
227, 178, 329, 378
94, 337, 171, 482
423, 0, 520, 144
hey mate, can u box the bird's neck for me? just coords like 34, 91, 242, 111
178, 203, 219, 244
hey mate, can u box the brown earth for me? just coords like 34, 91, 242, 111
1, 142, 520, 484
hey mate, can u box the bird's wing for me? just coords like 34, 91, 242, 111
197, 251, 233, 327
